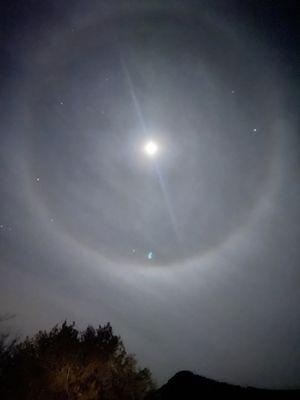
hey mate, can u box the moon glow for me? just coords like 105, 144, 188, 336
143, 140, 159, 157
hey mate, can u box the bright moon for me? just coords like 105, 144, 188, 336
143, 140, 159, 157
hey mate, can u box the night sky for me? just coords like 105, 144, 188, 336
0, 0, 299, 389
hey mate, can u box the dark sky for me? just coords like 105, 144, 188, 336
0, 0, 299, 389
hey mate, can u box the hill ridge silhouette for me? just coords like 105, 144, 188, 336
150, 370, 300, 399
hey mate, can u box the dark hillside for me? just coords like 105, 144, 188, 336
150, 370, 300, 399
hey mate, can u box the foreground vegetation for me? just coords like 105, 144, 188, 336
0, 321, 153, 399
2, 320, 298, 399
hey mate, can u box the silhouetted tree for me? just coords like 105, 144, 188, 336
0, 314, 18, 384
0, 321, 154, 400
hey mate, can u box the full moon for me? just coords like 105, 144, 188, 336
143, 140, 159, 157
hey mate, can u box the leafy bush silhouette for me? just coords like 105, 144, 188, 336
0, 321, 154, 400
